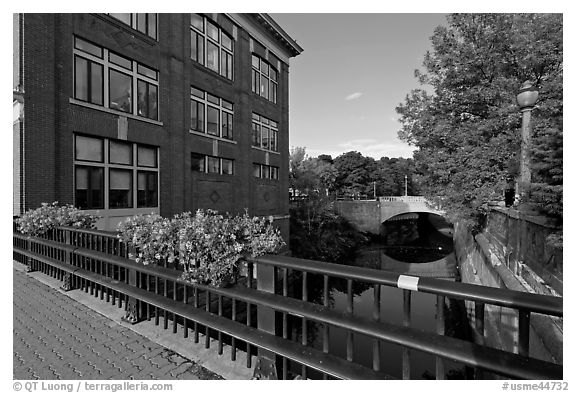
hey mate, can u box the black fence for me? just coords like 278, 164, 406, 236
13, 226, 563, 380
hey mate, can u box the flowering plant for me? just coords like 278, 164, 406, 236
117, 209, 285, 287
16, 202, 100, 237
116, 213, 181, 265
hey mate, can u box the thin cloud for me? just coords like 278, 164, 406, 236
344, 92, 363, 101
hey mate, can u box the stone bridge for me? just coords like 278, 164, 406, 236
334, 196, 444, 234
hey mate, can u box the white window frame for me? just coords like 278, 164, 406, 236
190, 14, 234, 80
251, 113, 279, 152
74, 134, 160, 211
191, 153, 235, 176
73, 36, 160, 121
108, 13, 158, 40
251, 54, 278, 103
190, 86, 234, 140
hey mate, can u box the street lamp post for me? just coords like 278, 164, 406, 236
516, 80, 539, 204
404, 175, 408, 197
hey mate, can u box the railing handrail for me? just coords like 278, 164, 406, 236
15, 228, 563, 317
13, 234, 563, 380
250, 254, 563, 317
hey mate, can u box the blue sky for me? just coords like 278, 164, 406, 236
271, 13, 448, 160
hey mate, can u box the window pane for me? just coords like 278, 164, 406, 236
207, 156, 220, 173
90, 62, 103, 105
262, 127, 269, 150
261, 62, 269, 76
270, 130, 277, 152
74, 57, 88, 101
261, 116, 269, 125
75, 135, 103, 162
207, 41, 219, 72
90, 167, 104, 208
253, 164, 261, 178
252, 123, 261, 147
251, 69, 258, 93
207, 106, 219, 136
191, 14, 204, 31
148, 14, 157, 39
137, 64, 157, 80
206, 21, 219, 41
252, 55, 259, 69
221, 100, 233, 110
109, 13, 131, 26
137, 13, 147, 34
221, 159, 233, 175
261, 75, 268, 99
75, 166, 103, 209
109, 69, 132, 113
207, 93, 219, 105
137, 171, 158, 207
138, 145, 157, 167
222, 112, 232, 140
191, 31, 198, 62
75, 166, 88, 209
109, 52, 132, 70
225, 52, 233, 79
137, 80, 157, 120
270, 83, 277, 104
148, 84, 158, 120
75, 37, 102, 58
191, 101, 204, 132
191, 153, 205, 172
271, 167, 278, 180
109, 169, 133, 208
109, 140, 132, 165
262, 165, 270, 179
270, 68, 277, 82
191, 86, 204, 98
222, 33, 232, 51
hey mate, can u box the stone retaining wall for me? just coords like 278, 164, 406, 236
454, 208, 562, 365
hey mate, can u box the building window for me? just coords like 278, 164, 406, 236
252, 55, 278, 103
75, 166, 104, 209
191, 153, 234, 176
108, 13, 157, 40
251, 113, 278, 152
190, 14, 233, 80
73, 36, 159, 121
74, 134, 159, 210
190, 87, 233, 140
253, 163, 279, 180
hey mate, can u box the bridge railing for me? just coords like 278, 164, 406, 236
13, 226, 562, 380
379, 196, 429, 203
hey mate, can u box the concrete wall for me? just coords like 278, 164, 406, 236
455, 209, 562, 365
334, 200, 381, 234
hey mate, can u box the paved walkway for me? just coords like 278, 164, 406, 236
13, 266, 223, 380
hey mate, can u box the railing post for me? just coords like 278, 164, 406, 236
122, 247, 142, 324
252, 260, 278, 380
60, 248, 75, 292
25, 237, 34, 273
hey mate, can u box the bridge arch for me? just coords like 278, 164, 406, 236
378, 196, 444, 223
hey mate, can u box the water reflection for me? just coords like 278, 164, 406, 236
288, 213, 472, 379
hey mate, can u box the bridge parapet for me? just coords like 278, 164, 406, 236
379, 196, 428, 203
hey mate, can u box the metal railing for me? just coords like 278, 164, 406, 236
13, 226, 563, 380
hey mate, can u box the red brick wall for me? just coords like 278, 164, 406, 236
18, 13, 293, 242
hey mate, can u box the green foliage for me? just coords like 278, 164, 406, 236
16, 202, 100, 236
396, 14, 563, 224
290, 195, 368, 263
117, 210, 285, 287
290, 147, 338, 195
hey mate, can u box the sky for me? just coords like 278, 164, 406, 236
270, 13, 448, 160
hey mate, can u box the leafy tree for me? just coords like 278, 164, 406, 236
333, 151, 377, 197
396, 14, 562, 225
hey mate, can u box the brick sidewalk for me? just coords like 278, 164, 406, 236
13, 267, 223, 380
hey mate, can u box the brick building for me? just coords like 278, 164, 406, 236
13, 13, 302, 240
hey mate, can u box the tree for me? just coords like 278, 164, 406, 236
396, 14, 562, 225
